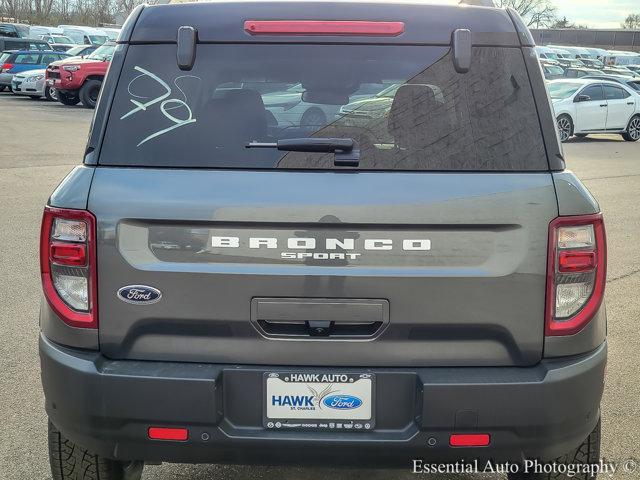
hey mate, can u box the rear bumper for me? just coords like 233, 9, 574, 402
40, 334, 606, 467
0, 72, 13, 87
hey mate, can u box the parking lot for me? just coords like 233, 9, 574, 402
0, 91, 639, 479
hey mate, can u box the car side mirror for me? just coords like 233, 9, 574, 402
575, 94, 591, 103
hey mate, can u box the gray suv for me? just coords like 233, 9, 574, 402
39, 2, 607, 480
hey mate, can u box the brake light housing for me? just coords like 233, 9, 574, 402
1, 62, 14, 72
40, 206, 98, 329
244, 20, 405, 36
545, 214, 606, 336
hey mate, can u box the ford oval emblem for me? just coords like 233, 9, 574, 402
117, 285, 162, 305
322, 395, 363, 410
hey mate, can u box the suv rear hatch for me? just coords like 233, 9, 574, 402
89, 5, 558, 367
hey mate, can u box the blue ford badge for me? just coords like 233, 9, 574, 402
117, 285, 162, 305
322, 395, 363, 410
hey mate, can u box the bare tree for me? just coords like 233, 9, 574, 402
621, 13, 640, 29
495, 0, 557, 28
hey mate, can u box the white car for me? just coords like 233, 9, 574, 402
549, 79, 640, 142
10, 68, 58, 101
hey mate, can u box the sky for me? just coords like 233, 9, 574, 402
551, 0, 639, 29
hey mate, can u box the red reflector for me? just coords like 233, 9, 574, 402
449, 434, 490, 447
148, 427, 188, 441
244, 20, 405, 36
558, 250, 596, 272
50, 242, 87, 266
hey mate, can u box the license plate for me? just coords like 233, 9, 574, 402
264, 372, 375, 431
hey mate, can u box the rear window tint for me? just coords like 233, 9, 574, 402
99, 44, 548, 171
14, 53, 39, 64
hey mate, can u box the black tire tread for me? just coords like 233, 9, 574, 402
79, 79, 101, 109
48, 421, 142, 480
508, 418, 601, 480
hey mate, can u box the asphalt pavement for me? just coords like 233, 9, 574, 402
0, 92, 638, 479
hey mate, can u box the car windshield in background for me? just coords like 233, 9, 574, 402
51, 36, 74, 44
88, 35, 108, 45
549, 82, 582, 99
100, 44, 548, 171
87, 44, 114, 61
627, 81, 640, 92
66, 46, 84, 56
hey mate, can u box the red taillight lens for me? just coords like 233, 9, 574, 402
558, 250, 596, 273
450, 434, 490, 447
545, 214, 606, 336
148, 427, 189, 441
1, 63, 14, 72
40, 206, 97, 329
244, 20, 405, 36
50, 242, 87, 266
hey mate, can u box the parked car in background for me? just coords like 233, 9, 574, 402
101, 28, 121, 41
606, 51, 640, 66
548, 45, 594, 60
541, 62, 565, 80
627, 65, 640, 75
563, 67, 603, 79
535, 45, 559, 60
549, 79, 640, 142
46, 42, 114, 108
37, 34, 76, 52
583, 74, 640, 93
601, 66, 636, 77
579, 58, 604, 69
0, 50, 70, 92
584, 47, 609, 60
0, 23, 29, 38
557, 57, 585, 69
58, 26, 109, 46
11, 68, 58, 101
64, 44, 98, 59
262, 82, 390, 128
0, 37, 51, 53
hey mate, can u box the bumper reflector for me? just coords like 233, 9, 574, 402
148, 427, 189, 441
449, 433, 490, 447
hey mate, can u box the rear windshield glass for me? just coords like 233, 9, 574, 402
99, 44, 548, 171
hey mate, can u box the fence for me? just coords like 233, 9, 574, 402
531, 29, 640, 53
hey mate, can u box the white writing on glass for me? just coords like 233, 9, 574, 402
121, 66, 198, 147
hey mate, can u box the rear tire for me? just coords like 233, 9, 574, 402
507, 418, 601, 480
58, 91, 80, 106
79, 79, 102, 109
48, 421, 143, 480
622, 115, 640, 142
557, 114, 574, 142
0, 85, 6, 92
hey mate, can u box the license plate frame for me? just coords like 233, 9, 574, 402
263, 372, 375, 432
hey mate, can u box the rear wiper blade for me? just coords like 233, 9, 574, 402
246, 138, 359, 167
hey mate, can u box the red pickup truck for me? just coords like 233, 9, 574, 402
46, 43, 114, 109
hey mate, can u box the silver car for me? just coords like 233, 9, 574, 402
11, 68, 58, 101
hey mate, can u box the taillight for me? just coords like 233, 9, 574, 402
1, 63, 14, 72
244, 20, 405, 36
40, 206, 97, 329
545, 214, 606, 336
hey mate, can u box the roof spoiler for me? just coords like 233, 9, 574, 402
458, 0, 496, 6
